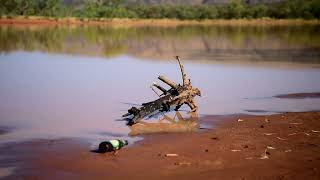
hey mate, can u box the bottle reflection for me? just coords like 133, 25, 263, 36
128, 111, 199, 136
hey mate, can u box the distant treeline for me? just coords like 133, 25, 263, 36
1, 0, 320, 20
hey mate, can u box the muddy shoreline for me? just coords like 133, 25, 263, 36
0, 127, 10, 135
275, 92, 320, 99
1, 111, 320, 179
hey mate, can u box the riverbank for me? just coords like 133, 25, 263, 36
0, 16, 319, 27
275, 92, 320, 99
1, 111, 319, 179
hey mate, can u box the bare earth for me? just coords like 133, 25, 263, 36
1, 111, 320, 179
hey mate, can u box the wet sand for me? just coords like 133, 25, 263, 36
0, 130, 6, 135
0, 127, 9, 135
275, 92, 320, 99
1, 111, 320, 179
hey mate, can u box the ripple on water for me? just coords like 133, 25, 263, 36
0, 167, 16, 179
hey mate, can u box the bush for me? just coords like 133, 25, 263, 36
198, 6, 219, 19
310, 0, 320, 18
226, 0, 245, 19
245, 4, 268, 19
0, 0, 319, 20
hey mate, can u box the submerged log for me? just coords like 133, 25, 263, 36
122, 56, 201, 126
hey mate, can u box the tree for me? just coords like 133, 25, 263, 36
226, 0, 245, 19
310, 0, 320, 18
245, 4, 267, 18
198, 5, 218, 19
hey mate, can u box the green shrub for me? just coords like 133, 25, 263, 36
246, 4, 268, 18
226, 0, 245, 19
0, 0, 319, 20
310, 0, 320, 18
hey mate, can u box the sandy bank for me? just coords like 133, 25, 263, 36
0, 17, 319, 27
1, 111, 320, 179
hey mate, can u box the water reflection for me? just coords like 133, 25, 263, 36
0, 25, 319, 63
0, 24, 320, 143
128, 111, 199, 136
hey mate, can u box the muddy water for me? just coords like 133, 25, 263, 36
0, 24, 320, 143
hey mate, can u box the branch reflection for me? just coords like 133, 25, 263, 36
128, 111, 199, 136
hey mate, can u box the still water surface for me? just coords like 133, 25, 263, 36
0, 24, 320, 143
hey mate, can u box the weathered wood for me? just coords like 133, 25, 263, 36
123, 56, 201, 125
176, 56, 189, 86
158, 75, 179, 90
152, 82, 167, 95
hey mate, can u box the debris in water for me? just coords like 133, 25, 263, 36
312, 130, 320, 133
285, 149, 292, 153
122, 56, 201, 125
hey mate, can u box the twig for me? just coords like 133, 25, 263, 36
150, 85, 160, 97
276, 137, 287, 140
267, 146, 276, 150
231, 149, 241, 152
304, 132, 310, 136
263, 133, 276, 136
237, 119, 244, 122
166, 154, 178, 157
288, 133, 297, 136
260, 149, 269, 160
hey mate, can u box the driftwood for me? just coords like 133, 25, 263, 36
122, 56, 201, 125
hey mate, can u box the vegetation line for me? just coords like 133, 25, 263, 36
0, 17, 319, 26
0, 0, 320, 21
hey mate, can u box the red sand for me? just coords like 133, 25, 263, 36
1, 112, 320, 179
